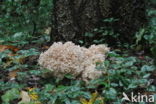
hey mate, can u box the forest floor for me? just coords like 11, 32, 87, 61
0, 38, 156, 104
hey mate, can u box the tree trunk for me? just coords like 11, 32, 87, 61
111, 0, 147, 43
51, 0, 110, 43
50, 0, 146, 44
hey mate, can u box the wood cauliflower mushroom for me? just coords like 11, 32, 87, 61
38, 42, 109, 82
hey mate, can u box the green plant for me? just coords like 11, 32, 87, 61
90, 51, 155, 102
1, 88, 20, 104
78, 18, 120, 46
0, 0, 52, 40
1, 48, 155, 104
0, 0, 156, 104
134, 2, 156, 64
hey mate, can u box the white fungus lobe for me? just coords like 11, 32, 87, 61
38, 41, 109, 81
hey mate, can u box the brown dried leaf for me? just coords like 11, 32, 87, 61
42, 45, 49, 50
8, 69, 20, 80
18, 91, 31, 104
0, 45, 19, 52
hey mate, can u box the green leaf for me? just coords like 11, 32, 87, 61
104, 88, 117, 100
108, 51, 119, 57
84, 32, 94, 37
78, 40, 84, 44
65, 74, 75, 79
103, 18, 119, 23
44, 84, 54, 92
56, 85, 68, 92
123, 61, 134, 67
135, 29, 145, 45
1, 88, 20, 103
141, 65, 155, 72
143, 73, 151, 78
128, 84, 137, 89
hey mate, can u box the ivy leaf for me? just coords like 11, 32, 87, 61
104, 88, 117, 100
44, 84, 54, 92
141, 65, 155, 72
1, 88, 20, 103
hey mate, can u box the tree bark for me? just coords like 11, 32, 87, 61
111, 0, 147, 43
50, 0, 146, 44
51, 0, 110, 43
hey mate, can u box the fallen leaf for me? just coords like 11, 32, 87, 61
42, 45, 49, 50
18, 89, 42, 104
29, 92, 39, 100
80, 98, 88, 104
0, 45, 19, 52
80, 92, 98, 104
3, 60, 12, 68
44, 27, 51, 34
88, 92, 98, 104
3, 54, 25, 68
10, 56, 26, 64
27, 87, 39, 101
96, 97, 105, 104
27, 87, 35, 92
8, 53, 16, 56
34, 101, 42, 104
18, 91, 31, 104
8, 69, 20, 80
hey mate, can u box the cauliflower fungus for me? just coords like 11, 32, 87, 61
38, 42, 109, 81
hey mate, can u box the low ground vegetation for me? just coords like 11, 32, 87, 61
0, 0, 156, 104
